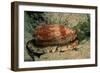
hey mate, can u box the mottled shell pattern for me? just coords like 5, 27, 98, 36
34, 24, 77, 46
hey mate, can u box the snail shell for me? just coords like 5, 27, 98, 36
33, 24, 77, 46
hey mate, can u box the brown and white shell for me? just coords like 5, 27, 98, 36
33, 24, 77, 46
